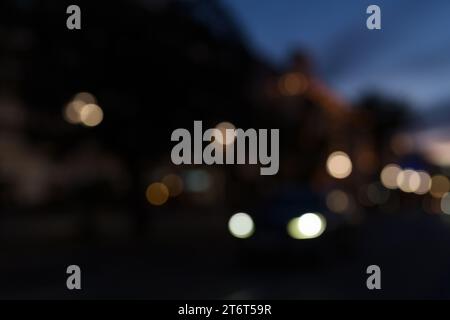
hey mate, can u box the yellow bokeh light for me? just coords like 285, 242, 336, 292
63, 100, 85, 124
287, 213, 326, 240
146, 182, 169, 206
162, 174, 184, 197
380, 164, 401, 189
63, 92, 102, 126
430, 175, 450, 198
326, 151, 352, 179
228, 212, 254, 239
80, 104, 103, 127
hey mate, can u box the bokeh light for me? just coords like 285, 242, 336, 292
380, 164, 401, 189
162, 174, 184, 197
414, 171, 432, 195
430, 175, 450, 198
74, 91, 97, 105
228, 212, 254, 239
422, 140, 450, 167
279, 72, 308, 96
63, 100, 85, 124
396, 169, 420, 193
326, 189, 349, 213
146, 182, 169, 206
441, 193, 450, 214
80, 103, 103, 127
185, 169, 211, 193
215, 121, 236, 145
287, 213, 326, 240
63, 92, 100, 126
326, 151, 352, 179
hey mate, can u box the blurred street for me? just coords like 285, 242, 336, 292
1, 0, 450, 299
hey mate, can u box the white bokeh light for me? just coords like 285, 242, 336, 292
228, 212, 254, 239
288, 213, 326, 239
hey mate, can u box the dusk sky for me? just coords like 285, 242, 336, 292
221, 0, 450, 109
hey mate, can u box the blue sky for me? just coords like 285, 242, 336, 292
221, 0, 450, 109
